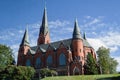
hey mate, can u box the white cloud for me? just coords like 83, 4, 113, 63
89, 18, 100, 25
87, 38, 107, 51
18, 30, 24, 34
49, 20, 70, 28
84, 16, 92, 19
110, 46, 119, 52
99, 31, 120, 52
83, 16, 102, 28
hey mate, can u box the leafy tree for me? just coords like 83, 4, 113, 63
40, 68, 57, 78
109, 58, 118, 74
84, 53, 98, 75
0, 44, 35, 80
97, 46, 118, 74
0, 44, 14, 67
0, 65, 35, 80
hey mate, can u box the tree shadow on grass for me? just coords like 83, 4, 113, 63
97, 76, 120, 80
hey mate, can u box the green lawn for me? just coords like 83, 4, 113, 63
41, 74, 120, 80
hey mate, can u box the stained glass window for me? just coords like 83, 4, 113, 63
26, 59, 31, 66
47, 55, 52, 67
59, 53, 66, 66
35, 57, 41, 68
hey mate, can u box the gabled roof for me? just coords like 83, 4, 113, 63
20, 28, 29, 47
30, 38, 72, 53
30, 38, 92, 54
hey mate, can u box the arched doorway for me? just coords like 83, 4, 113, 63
73, 67, 80, 75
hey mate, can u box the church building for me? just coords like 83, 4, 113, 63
17, 7, 96, 75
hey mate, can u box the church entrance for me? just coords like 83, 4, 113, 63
73, 67, 80, 75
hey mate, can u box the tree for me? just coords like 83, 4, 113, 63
97, 46, 118, 74
40, 68, 57, 78
84, 53, 98, 75
0, 65, 35, 80
109, 58, 118, 74
0, 44, 14, 67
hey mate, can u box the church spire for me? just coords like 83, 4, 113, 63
37, 7, 50, 45
83, 32, 86, 40
40, 7, 49, 35
73, 19, 82, 39
20, 27, 29, 47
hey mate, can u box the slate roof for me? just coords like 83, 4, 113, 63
73, 19, 82, 39
29, 38, 92, 54
40, 7, 49, 36
83, 39, 91, 47
30, 38, 72, 53
83, 32, 91, 47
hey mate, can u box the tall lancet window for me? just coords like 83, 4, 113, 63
35, 57, 41, 68
47, 55, 52, 67
59, 53, 66, 66
26, 59, 31, 66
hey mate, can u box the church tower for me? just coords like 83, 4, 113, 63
37, 7, 50, 45
72, 19, 84, 62
17, 28, 30, 65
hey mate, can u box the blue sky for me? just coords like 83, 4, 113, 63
0, 0, 120, 71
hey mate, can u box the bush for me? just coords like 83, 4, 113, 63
40, 68, 57, 78
0, 65, 35, 80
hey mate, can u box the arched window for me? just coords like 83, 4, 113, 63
35, 57, 41, 68
59, 53, 66, 66
47, 55, 52, 67
26, 59, 31, 66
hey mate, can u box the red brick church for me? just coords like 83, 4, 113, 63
17, 7, 96, 75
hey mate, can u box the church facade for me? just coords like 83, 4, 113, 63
17, 7, 96, 75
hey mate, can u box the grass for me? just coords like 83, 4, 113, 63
41, 74, 120, 80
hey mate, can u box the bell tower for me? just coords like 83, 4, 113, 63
72, 19, 84, 62
37, 7, 50, 45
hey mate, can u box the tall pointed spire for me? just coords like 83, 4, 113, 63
37, 7, 50, 45
20, 27, 30, 47
73, 19, 82, 39
83, 32, 87, 40
40, 7, 49, 35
